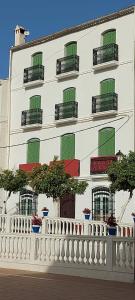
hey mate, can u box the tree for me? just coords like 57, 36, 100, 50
107, 151, 135, 222
0, 169, 28, 214
29, 161, 88, 217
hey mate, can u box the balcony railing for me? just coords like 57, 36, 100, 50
21, 109, 43, 126
23, 65, 44, 84
90, 156, 117, 174
50, 159, 80, 177
92, 93, 118, 114
19, 163, 41, 172
56, 55, 79, 75
93, 43, 118, 66
55, 101, 78, 121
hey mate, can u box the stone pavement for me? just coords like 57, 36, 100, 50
0, 268, 134, 300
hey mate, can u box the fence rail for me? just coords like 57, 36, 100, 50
0, 214, 133, 237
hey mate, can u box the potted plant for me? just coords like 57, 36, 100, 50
131, 212, 135, 223
41, 207, 49, 217
32, 215, 42, 233
106, 214, 117, 236
83, 208, 91, 220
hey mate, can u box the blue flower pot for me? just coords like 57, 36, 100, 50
32, 225, 40, 233
108, 227, 117, 236
42, 210, 49, 217
84, 214, 90, 220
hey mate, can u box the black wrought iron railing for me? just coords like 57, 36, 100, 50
21, 109, 43, 126
92, 93, 118, 114
23, 65, 44, 83
55, 101, 78, 120
93, 44, 118, 66
56, 55, 79, 75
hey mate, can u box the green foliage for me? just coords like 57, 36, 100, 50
107, 151, 135, 198
0, 169, 28, 197
29, 161, 88, 199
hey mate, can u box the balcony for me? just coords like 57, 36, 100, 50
93, 44, 118, 71
50, 159, 80, 177
21, 109, 43, 129
90, 156, 117, 175
23, 65, 44, 87
21, 108, 43, 128
92, 93, 118, 118
55, 101, 78, 124
19, 163, 41, 172
56, 55, 79, 80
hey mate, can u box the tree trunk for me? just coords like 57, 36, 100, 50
2, 192, 11, 214
117, 194, 131, 223
53, 198, 60, 217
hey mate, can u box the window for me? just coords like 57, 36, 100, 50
32, 52, 42, 66
19, 190, 37, 216
65, 42, 77, 56
63, 88, 76, 103
27, 138, 40, 163
102, 30, 116, 46
92, 187, 115, 221
30, 95, 41, 109
100, 79, 115, 95
98, 127, 115, 156
61, 133, 75, 160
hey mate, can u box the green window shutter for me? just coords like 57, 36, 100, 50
61, 134, 75, 160
98, 127, 115, 156
65, 42, 77, 56
32, 53, 42, 66
103, 30, 116, 46
63, 88, 76, 103
27, 138, 40, 163
30, 96, 41, 109
100, 79, 115, 95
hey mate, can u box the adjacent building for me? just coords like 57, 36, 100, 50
7, 6, 135, 222
0, 79, 10, 211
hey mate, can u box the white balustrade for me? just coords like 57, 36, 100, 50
0, 233, 133, 281
0, 214, 133, 237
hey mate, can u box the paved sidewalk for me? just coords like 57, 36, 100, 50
0, 268, 134, 300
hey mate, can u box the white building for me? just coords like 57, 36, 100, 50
0, 79, 10, 210
7, 6, 135, 222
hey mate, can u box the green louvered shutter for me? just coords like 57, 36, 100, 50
30, 96, 41, 109
100, 79, 115, 95
98, 128, 115, 156
103, 30, 116, 46
65, 42, 77, 56
63, 88, 75, 103
32, 53, 42, 66
100, 79, 115, 112
103, 30, 116, 61
61, 134, 75, 160
27, 138, 40, 163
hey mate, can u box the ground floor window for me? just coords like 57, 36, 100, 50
19, 190, 37, 215
92, 187, 114, 221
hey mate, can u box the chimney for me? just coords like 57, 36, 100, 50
15, 25, 28, 46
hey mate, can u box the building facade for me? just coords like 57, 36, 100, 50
7, 6, 135, 222
0, 79, 10, 211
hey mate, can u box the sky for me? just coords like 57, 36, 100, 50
0, 0, 135, 78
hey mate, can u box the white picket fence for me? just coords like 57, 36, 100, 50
0, 233, 134, 282
0, 214, 133, 237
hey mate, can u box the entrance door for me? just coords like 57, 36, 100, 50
60, 194, 75, 218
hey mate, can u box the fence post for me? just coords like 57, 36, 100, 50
84, 221, 89, 235
106, 236, 114, 271
41, 218, 48, 234
30, 234, 36, 262
6, 215, 11, 234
